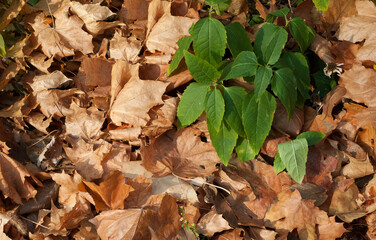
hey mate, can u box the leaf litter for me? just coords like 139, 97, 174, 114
1, 0, 376, 239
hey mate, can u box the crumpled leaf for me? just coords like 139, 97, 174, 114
0, 149, 40, 204
109, 31, 142, 62
196, 207, 232, 237
141, 122, 221, 178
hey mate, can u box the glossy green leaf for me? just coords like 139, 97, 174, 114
275, 52, 310, 100
223, 86, 247, 137
313, 0, 330, 11
278, 138, 308, 183
266, 7, 289, 23
289, 17, 315, 53
236, 137, 257, 161
177, 83, 210, 127
168, 36, 192, 76
297, 131, 325, 146
243, 91, 276, 154
191, 17, 227, 66
313, 71, 336, 98
254, 23, 288, 65
274, 152, 286, 173
184, 51, 220, 84
271, 68, 297, 118
205, 88, 225, 131
225, 22, 253, 57
0, 34, 6, 58
220, 51, 258, 81
208, 120, 238, 165
254, 65, 273, 100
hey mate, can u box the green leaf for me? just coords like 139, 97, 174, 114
313, 71, 336, 98
205, 88, 225, 131
208, 120, 238, 165
275, 52, 310, 100
177, 83, 210, 127
0, 34, 6, 58
271, 68, 297, 118
223, 86, 247, 137
289, 17, 316, 53
192, 17, 227, 66
243, 91, 276, 154
236, 137, 257, 161
297, 131, 325, 146
313, 0, 330, 11
254, 65, 273, 100
278, 138, 308, 183
254, 23, 288, 65
206, 0, 231, 15
220, 51, 258, 81
266, 8, 290, 23
168, 36, 193, 76
274, 152, 286, 173
225, 22, 253, 57
184, 51, 220, 84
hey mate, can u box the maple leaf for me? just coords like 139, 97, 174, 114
196, 207, 232, 237
264, 189, 331, 239
110, 77, 169, 126
83, 171, 134, 211
29, 3, 93, 59
337, 0, 376, 62
141, 122, 221, 178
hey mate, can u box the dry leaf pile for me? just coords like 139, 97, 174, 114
0, 0, 376, 239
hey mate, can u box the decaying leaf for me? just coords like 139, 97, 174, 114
196, 207, 232, 237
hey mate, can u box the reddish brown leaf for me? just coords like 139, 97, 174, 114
196, 207, 232, 237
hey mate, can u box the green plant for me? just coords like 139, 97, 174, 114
179, 206, 199, 238
168, 6, 324, 183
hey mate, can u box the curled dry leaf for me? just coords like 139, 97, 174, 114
109, 78, 169, 126
27, 52, 54, 73
28, 71, 72, 93
0, 151, 40, 204
337, 0, 376, 62
83, 171, 134, 211
196, 207, 232, 237
141, 124, 221, 178
109, 32, 142, 62
317, 216, 347, 240
340, 64, 376, 107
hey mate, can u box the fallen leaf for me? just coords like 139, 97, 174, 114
109, 31, 142, 62
213, 228, 245, 240
339, 64, 376, 107
337, 0, 376, 62
109, 77, 169, 126
124, 175, 153, 208
141, 123, 221, 178
0, 0, 26, 31
342, 154, 374, 179
264, 189, 330, 239
83, 171, 133, 211
119, 0, 149, 23
317, 216, 347, 240
196, 206, 232, 237
27, 52, 54, 73
272, 101, 304, 137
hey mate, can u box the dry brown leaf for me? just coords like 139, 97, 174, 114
26, 112, 52, 134
102, 142, 132, 178
63, 138, 111, 181
90, 209, 143, 240
27, 52, 54, 73
146, 13, 194, 55
109, 127, 142, 142
0, 0, 26, 31
69, 1, 122, 35
109, 32, 142, 62
119, 0, 150, 22
264, 189, 330, 239
72, 220, 99, 240
0, 151, 40, 204
247, 227, 277, 240
272, 101, 304, 137
324, 0, 356, 26
196, 207, 232, 237
124, 175, 153, 208
83, 171, 133, 211
0, 61, 23, 91
64, 102, 105, 140
29, 6, 93, 59
337, 0, 376, 62
317, 216, 347, 240
79, 56, 114, 92
146, 0, 170, 37
51, 171, 94, 209
109, 78, 169, 126
29, 71, 72, 93
342, 155, 374, 179
141, 123, 221, 178
340, 64, 376, 107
